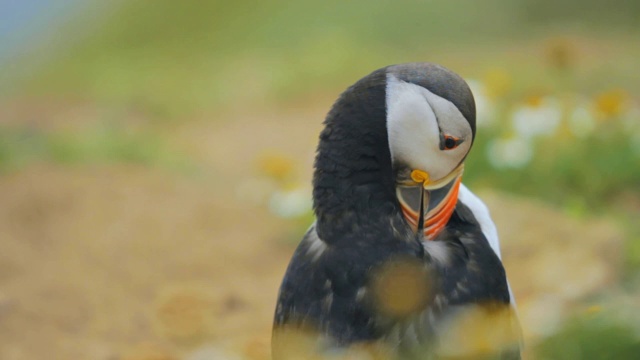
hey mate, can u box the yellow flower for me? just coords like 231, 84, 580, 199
437, 302, 521, 357
524, 93, 544, 107
256, 151, 295, 182
586, 305, 602, 314
371, 258, 431, 318
594, 89, 629, 119
483, 68, 512, 100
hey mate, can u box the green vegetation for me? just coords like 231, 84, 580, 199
0, 124, 191, 173
12, 0, 640, 115
536, 309, 640, 359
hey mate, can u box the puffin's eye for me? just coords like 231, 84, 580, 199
442, 134, 461, 150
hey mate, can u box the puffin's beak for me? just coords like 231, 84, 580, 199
397, 164, 464, 240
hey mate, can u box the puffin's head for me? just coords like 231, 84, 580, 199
385, 63, 476, 239
314, 62, 475, 241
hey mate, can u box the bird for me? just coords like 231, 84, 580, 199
272, 63, 522, 359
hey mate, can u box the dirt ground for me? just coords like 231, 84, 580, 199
0, 104, 626, 359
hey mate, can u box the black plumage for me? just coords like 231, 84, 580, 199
273, 63, 520, 359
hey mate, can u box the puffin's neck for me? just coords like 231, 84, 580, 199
312, 71, 400, 243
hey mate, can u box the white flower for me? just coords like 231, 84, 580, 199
268, 186, 312, 218
512, 97, 562, 139
487, 137, 534, 169
467, 79, 495, 128
568, 105, 596, 138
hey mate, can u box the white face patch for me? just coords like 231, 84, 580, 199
386, 74, 473, 181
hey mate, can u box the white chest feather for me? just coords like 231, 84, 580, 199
457, 183, 502, 259
457, 184, 517, 306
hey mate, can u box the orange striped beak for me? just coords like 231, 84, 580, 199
396, 165, 464, 240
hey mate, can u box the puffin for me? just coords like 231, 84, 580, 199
272, 63, 522, 359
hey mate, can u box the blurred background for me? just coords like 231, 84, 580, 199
1, 0, 639, 359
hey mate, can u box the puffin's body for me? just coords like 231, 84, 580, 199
273, 63, 521, 359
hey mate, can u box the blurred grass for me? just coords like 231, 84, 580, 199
536, 311, 640, 359
0, 124, 192, 173
466, 129, 640, 210
1, 1, 640, 358
8, 0, 640, 116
